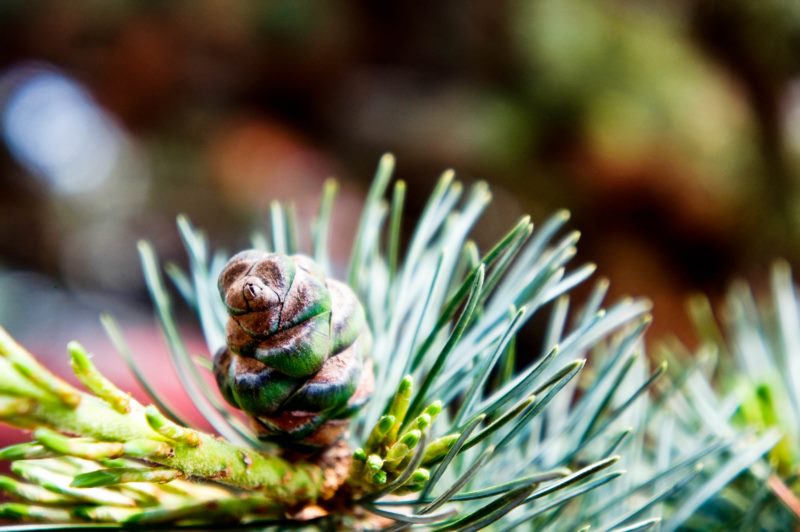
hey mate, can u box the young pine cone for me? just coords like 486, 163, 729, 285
213, 250, 373, 449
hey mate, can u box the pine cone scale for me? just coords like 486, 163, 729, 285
252, 312, 332, 377
328, 280, 367, 353
282, 339, 365, 413
214, 349, 304, 416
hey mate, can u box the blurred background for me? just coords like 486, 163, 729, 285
2, 0, 800, 443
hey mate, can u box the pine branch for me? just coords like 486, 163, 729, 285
0, 328, 325, 506
0, 155, 784, 529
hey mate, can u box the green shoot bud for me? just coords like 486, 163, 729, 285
72, 467, 182, 488
400, 481, 426, 493
11, 461, 136, 507
366, 454, 384, 473
409, 467, 430, 484
399, 429, 421, 449
122, 439, 173, 459
0, 328, 80, 408
384, 429, 421, 469
68, 342, 130, 414
398, 468, 431, 494
0, 503, 72, 522
145, 406, 200, 447
384, 443, 410, 467
365, 414, 396, 452
35, 428, 124, 459
422, 433, 460, 465
0, 398, 33, 418
414, 413, 432, 431
0, 442, 55, 460
378, 414, 396, 433
0, 475, 71, 504
387, 376, 413, 442
75, 506, 139, 523
423, 400, 443, 421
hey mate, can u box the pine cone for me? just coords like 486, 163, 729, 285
213, 250, 373, 448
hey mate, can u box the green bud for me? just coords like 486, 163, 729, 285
424, 400, 443, 421
415, 413, 432, 430
409, 467, 430, 484
72, 467, 181, 488
122, 439, 173, 459
0, 503, 71, 522
397, 375, 413, 394
353, 448, 367, 462
0, 398, 33, 417
378, 414, 396, 433
385, 430, 421, 469
399, 429, 421, 449
400, 481, 426, 493
387, 377, 413, 442
399, 468, 431, 494
0, 442, 54, 460
422, 433, 460, 465
372, 470, 388, 485
145, 406, 200, 447
68, 342, 130, 414
385, 443, 410, 467
35, 428, 124, 459
0, 328, 81, 408
366, 454, 384, 473
365, 415, 395, 452
0, 475, 70, 504
75, 506, 138, 523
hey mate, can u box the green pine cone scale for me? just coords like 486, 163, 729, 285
213, 348, 302, 416
328, 279, 368, 354
282, 334, 368, 413
251, 312, 332, 377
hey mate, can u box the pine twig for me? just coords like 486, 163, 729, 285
0, 328, 326, 505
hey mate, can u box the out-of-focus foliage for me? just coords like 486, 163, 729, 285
1, 0, 800, 301
657, 263, 800, 527
516, 0, 756, 202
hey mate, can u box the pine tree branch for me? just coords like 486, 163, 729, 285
0, 327, 326, 506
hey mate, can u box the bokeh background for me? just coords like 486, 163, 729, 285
2, 0, 800, 444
